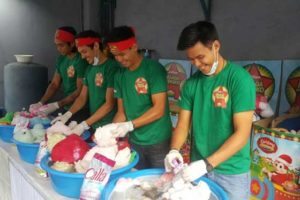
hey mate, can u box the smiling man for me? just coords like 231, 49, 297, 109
164, 21, 256, 200
51, 30, 119, 135
105, 26, 172, 169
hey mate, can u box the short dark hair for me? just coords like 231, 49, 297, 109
75, 30, 104, 51
57, 26, 77, 36
177, 21, 219, 50
106, 26, 135, 43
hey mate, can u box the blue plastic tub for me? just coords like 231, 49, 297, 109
12, 139, 40, 164
40, 150, 139, 198
0, 125, 15, 143
102, 168, 229, 200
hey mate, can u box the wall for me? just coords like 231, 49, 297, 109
115, 0, 300, 60
0, 0, 83, 107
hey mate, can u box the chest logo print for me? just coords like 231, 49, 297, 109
95, 73, 103, 87
135, 77, 148, 94
67, 65, 75, 78
212, 86, 229, 108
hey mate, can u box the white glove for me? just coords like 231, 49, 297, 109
164, 149, 184, 172
112, 121, 134, 138
71, 121, 90, 136
38, 102, 59, 115
182, 160, 207, 182
29, 102, 43, 113
51, 111, 72, 125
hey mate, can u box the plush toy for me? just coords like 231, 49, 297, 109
46, 121, 76, 136
14, 129, 35, 143
254, 95, 274, 121
0, 112, 14, 125
51, 134, 90, 163
75, 124, 131, 173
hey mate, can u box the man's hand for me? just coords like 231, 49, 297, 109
112, 121, 134, 137
51, 111, 72, 124
29, 102, 43, 113
164, 149, 184, 172
182, 160, 208, 182
38, 102, 59, 115
71, 121, 89, 136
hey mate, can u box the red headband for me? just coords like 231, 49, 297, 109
108, 37, 137, 52
55, 30, 75, 42
75, 37, 101, 47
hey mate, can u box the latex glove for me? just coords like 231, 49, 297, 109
112, 121, 134, 138
29, 102, 43, 113
38, 102, 59, 115
164, 149, 184, 172
51, 111, 72, 125
182, 160, 207, 182
71, 121, 90, 136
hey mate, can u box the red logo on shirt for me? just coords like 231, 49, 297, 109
95, 73, 103, 87
135, 77, 148, 94
212, 86, 229, 108
67, 65, 75, 78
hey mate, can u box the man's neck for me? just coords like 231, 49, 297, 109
66, 52, 76, 59
214, 56, 226, 75
129, 54, 143, 71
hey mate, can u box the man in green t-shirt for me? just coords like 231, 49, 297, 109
106, 26, 172, 169
164, 21, 256, 200
29, 26, 88, 121
51, 30, 118, 135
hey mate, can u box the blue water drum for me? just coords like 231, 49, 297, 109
4, 62, 48, 112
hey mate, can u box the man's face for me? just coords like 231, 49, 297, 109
77, 45, 95, 64
54, 39, 73, 56
186, 41, 217, 74
110, 45, 138, 68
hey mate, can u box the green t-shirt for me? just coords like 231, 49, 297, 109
179, 61, 256, 175
56, 53, 87, 97
114, 58, 172, 145
84, 59, 119, 128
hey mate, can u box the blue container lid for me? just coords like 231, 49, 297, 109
12, 138, 40, 164
0, 125, 15, 143
40, 150, 139, 198
102, 168, 229, 200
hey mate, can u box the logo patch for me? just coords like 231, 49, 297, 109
212, 86, 229, 108
67, 65, 75, 78
135, 77, 148, 94
95, 73, 103, 87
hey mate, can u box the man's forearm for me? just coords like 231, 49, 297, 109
86, 102, 114, 126
40, 84, 58, 104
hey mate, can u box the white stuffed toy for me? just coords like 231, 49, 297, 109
75, 123, 131, 173
254, 95, 274, 121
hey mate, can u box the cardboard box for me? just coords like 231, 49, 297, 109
250, 117, 300, 200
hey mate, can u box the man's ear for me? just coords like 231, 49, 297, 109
131, 43, 138, 52
214, 40, 221, 51
93, 42, 100, 50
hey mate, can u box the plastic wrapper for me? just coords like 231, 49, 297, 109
80, 153, 115, 200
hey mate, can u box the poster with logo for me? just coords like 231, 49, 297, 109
279, 60, 300, 114
159, 59, 192, 163
250, 121, 300, 200
159, 59, 192, 127
234, 61, 281, 115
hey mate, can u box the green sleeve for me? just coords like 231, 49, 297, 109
149, 62, 168, 94
107, 61, 119, 88
178, 80, 193, 111
76, 58, 88, 78
114, 70, 122, 99
232, 68, 256, 113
